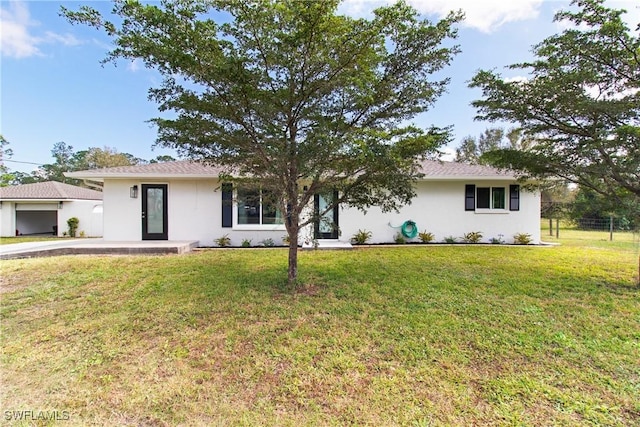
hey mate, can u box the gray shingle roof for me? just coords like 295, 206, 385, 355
66, 159, 514, 181
418, 160, 514, 179
0, 181, 103, 200
65, 160, 224, 181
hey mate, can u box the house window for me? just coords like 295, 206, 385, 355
476, 187, 505, 210
466, 184, 516, 211
492, 187, 506, 209
237, 188, 283, 225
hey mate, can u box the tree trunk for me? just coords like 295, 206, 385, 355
287, 229, 299, 287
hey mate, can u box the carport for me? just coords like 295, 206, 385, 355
15, 203, 59, 235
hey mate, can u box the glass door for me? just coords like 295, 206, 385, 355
314, 191, 338, 239
142, 184, 168, 240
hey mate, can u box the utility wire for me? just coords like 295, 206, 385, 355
2, 159, 44, 166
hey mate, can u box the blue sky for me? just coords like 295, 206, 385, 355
1, 0, 638, 173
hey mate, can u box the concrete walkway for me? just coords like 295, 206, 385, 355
0, 239, 199, 260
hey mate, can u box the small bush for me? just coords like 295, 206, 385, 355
418, 231, 435, 243
513, 233, 533, 245
351, 229, 372, 245
394, 232, 406, 244
260, 238, 275, 247
67, 217, 79, 238
443, 235, 457, 244
462, 231, 483, 244
241, 238, 252, 247
282, 235, 290, 245
214, 234, 231, 247
490, 234, 505, 244
79, 230, 86, 238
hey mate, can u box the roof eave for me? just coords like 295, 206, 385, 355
64, 172, 221, 181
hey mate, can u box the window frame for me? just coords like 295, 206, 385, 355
466, 184, 515, 213
233, 187, 286, 230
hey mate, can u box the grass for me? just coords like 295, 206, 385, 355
1, 233, 639, 425
0, 236, 67, 245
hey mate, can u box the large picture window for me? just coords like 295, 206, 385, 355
237, 188, 283, 225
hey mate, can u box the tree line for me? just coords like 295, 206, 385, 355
0, 137, 174, 188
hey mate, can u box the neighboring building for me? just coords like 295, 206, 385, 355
65, 160, 540, 246
0, 181, 103, 237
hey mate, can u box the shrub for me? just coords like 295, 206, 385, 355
462, 231, 483, 244
513, 233, 533, 245
260, 238, 275, 247
67, 217, 79, 238
214, 234, 231, 247
79, 230, 86, 238
490, 234, 505, 244
394, 232, 406, 244
443, 235, 457, 244
351, 229, 372, 245
241, 238, 252, 247
418, 231, 435, 243
282, 235, 290, 245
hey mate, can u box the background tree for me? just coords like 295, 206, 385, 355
39, 141, 75, 183
71, 146, 144, 172
455, 127, 534, 164
0, 135, 14, 186
4, 142, 144, 187
470, 0, 639, 206
568, 186, 639, 230
64, 0, 462, 286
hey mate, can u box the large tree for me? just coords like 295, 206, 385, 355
470, 0, 639, 205
63, 0, 462, 285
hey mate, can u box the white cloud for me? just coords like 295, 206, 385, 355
340, 0, 543, 32
0, 1, 83, 59
127, 58, 143, 72
43, 31, 82, 47
555, 1, 640, 31
504, 75, 529, 84
0, 1, 41, 58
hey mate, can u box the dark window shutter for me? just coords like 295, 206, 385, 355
509, 184, 520, 211
465, 185, 476, 211
222, 183, 232, 228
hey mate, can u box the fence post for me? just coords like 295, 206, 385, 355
556, 218, 559, 239
609, 215, 613, 241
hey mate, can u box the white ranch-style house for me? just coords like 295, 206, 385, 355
66, 160, 541, 246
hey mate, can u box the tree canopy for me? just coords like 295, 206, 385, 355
63, 0, 462, 285
470, 0, 639, 205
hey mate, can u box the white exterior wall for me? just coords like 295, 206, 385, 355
57, 199, 103, 237
101, 178, 540, 245
0, 202, 16, 237
103, 180, 143, 240
340, 181, 541, 244
102, 179, 287, 246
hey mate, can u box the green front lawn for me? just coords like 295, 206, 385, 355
1, 239, 639, 425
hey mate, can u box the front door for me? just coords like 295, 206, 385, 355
142, 184, 168, 240
314, 191, 339, 239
